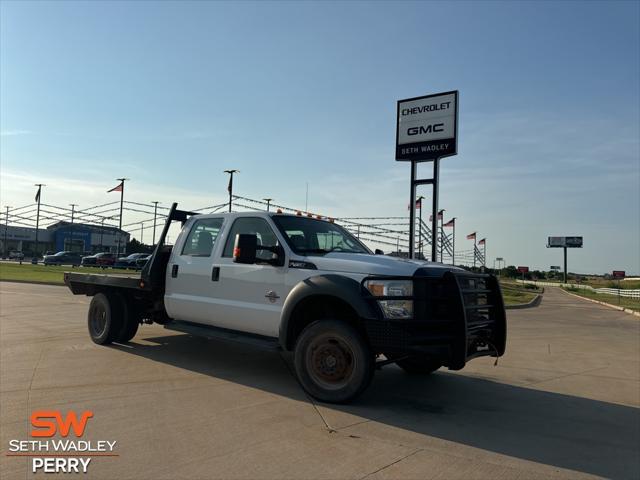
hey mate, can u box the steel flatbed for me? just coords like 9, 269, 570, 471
64, 271, 146, 295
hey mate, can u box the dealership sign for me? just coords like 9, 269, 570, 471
612, 270, 625, 279
396, 91, 458, 161
547, 236, 583, 248
517, 266, 529, 273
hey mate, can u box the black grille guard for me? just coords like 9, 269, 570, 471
361, 270, 507, 369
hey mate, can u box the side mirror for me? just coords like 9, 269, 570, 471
375, 249, 384, 255
233, 234, 257, 264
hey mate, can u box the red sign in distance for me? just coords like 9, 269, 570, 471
517, 266, 529, 273
612, 271, 625, 279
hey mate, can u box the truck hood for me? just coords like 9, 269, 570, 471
304, 252, 462, 277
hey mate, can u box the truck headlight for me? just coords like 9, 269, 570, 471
364, 279, 413, 320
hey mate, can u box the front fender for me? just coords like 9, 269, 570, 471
278, 274, 379, 350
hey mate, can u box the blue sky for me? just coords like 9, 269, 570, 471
1, 1, 639, 273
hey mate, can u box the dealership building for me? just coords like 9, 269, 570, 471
0, 221, 130, 256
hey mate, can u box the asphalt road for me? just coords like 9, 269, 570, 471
1, 283, 638, 479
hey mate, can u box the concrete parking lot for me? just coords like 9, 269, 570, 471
1, 282, 638, 479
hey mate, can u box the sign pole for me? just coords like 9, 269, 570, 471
431, 158, 439, 262
563, 246, 568, 283
408, 161, 416, 258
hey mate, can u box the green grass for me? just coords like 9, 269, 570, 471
499, 280, 540, 306
0, 262, 135, 285
562, 286, 640, 312
580, 278, 640, 290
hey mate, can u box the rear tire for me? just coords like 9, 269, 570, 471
114, 293, 140, 343
395, 356, 441, 375
294, 319, 374, 404
87, 293, 123, 345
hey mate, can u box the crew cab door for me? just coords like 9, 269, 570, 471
164, 217, 225, 323
212, 217, 286, 338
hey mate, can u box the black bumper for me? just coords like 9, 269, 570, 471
362, 270, 506, 370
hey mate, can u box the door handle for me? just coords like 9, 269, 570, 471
211, 266, 220, 281
171, 264, 179, 278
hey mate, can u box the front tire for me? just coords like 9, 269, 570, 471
87, 293, 123, 345
294, 319, 374, 404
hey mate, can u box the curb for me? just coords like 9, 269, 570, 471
560, 288, 640, 317
505, 293, 543, 310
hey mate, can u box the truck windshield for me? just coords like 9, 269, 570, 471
272, 216, 371, 255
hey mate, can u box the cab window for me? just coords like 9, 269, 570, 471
181, 218, 224, 257
222, 217, 279, 261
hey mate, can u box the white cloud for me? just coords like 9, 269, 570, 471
0, 130, 32, 136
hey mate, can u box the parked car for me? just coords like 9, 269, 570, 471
134, 254, 152, 269
81, 253, 100, 266
8, 250, 25, 260
114, 253, 151, 269
43, 251, 83, 266
95, 252, 116, 267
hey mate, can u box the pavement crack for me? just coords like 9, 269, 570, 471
277, 351, 336, 433
522, 365, 610, 386
359, 448, 422, 479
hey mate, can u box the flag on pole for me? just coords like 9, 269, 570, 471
429, 210, 444, 221
35, 185, 41, 202
444, 218, 455, 227
108, 181, 123, 193
478, 238, 486, 245
467, 232, 476, 240
407, 198, 422, 210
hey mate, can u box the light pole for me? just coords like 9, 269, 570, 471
151, 201, 159, 245
224, 169, 239, 212
263, 198, 273, 212
140, 222, 144, 245
3, 206, 10, 259
69, 204, 78, 251
33, 184, 45, 263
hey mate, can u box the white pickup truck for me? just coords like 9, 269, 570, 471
65, 204, 506, 403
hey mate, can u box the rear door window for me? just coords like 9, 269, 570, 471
181, 218, 224, 257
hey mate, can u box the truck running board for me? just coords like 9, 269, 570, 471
164, 320, 281, 351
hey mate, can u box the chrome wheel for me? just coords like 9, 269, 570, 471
88, 302, 107, 338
